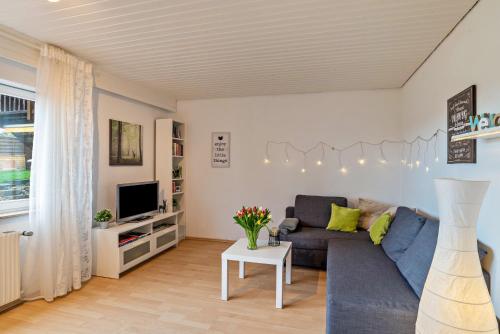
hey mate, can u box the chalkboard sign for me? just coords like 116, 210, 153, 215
211, 132, 230, 168
447, 85, 476, 164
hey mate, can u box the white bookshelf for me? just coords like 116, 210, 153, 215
92, 213, 178, 279
155, 119, 186, 240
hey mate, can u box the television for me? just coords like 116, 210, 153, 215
116, 181, 159, 223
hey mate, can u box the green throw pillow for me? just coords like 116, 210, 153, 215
370, 213, 392, 245
326, 204, 360, 233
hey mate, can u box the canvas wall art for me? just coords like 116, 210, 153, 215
109, 119, 143, 166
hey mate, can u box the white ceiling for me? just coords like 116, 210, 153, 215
1, 0, 477, 100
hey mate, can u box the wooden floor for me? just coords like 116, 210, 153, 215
0, 240, 326, 334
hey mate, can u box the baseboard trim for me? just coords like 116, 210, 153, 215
0, 299, 23, 313
185, 236, 235, 244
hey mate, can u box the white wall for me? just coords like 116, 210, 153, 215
177, 90, 402, 241
400, 0, 500, 314
95, 90, 173, 215
0, 57, 173, 232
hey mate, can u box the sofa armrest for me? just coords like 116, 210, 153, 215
286, 206, 295, 218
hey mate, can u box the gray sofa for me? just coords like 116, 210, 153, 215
280, 195, 489, 334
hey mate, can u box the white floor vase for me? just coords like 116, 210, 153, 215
416, 178, 498, 334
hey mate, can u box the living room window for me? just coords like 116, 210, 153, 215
0, 83, 35, 215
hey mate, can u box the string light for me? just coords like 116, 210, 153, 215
316, 143, 325, 166
434, 132, 440, 163
358, 143, 366, 165
415, 141, 421, 168
264, 142, 271, 164
379, 144, 388, 164
263, 130, 445, 174
400, 143, 407, 165
284, 143, 290, 163
424, 141, 430, 173
338, 151, 347, 174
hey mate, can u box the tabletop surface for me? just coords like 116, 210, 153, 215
222, 238, 291, 261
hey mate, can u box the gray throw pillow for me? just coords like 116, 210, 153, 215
396, 218, 438, 297
279, 218, 299, 235
397, 218, 489, 298
381, 207, 426, 262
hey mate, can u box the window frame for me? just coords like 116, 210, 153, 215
0, 81, 35, 216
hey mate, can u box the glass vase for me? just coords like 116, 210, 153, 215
245, 229, 259, 250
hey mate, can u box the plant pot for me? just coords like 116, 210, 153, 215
99, 220, 110, 229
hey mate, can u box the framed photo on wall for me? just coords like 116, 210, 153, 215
211, 132, 230, 168
447, 85, 476, 164
109, 119, 143, 166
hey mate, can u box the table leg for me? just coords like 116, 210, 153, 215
239, 261, 245, 279
276, 263, 283, 308
286, 250, 292, 285
221, 258, 228, 301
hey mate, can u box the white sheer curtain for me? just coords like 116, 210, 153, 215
22, 44, 94, 301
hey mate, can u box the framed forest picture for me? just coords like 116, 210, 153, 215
109, 119, 143, 166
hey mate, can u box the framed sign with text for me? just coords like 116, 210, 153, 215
211, 132, 230, 168
447, 85, 476, 164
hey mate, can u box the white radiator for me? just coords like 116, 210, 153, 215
0, 232, 21, 311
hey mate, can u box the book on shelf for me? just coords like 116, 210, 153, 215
172, 142, 184, 156
118, 232, 150, 247
173, 124, 182, 139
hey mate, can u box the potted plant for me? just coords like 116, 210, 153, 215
233, 206, 272, 250
95, 209, 113, 229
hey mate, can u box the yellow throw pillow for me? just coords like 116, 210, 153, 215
369, 213, 392, 245
326, 204, 360, 233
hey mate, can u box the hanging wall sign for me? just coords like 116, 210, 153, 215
212, 132, 230, 168
447, 85, 476, 164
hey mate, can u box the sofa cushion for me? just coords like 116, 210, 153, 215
382, 207, 426, 262
281, 226, 369, 250
396, 218, 490, 298
396, 218, 438, 298
357, 198, 392, 230
326, 204, 360, 232
294, 195, 347, 228
327, 239, 418, 334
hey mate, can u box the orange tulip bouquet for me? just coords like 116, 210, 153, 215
233, 206, 272, 250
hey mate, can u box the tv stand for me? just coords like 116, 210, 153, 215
131, 215, 154, 222
92, 212, 179, 279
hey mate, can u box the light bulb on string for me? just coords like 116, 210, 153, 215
400, 143, 407, 165
433, 132, 439, 163
338, 151, 347, 175
316, 143, 325, 166
301, 154, 307, 173
358, 143, 366, 165
284, 143, 290, 164
415, 140, 421, 168
264, 142, 271, 164
407, 143, 413, 169
423, 142, 429, 173
378, 144, 388, 164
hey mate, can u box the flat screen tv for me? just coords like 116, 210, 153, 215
116, 181, 158, 223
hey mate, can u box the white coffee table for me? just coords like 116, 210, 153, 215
221, 238, 292, 308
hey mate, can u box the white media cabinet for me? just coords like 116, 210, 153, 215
92, 212, 178, 279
